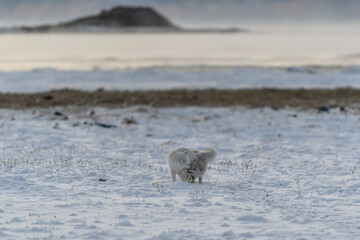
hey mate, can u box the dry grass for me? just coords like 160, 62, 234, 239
1, 88, 359, 109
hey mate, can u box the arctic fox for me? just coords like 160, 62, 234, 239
167, 147, 198, 182
185, 148, 217, 183
168, 147, 216, 183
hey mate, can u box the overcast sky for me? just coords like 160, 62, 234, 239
1, 0, 360, 27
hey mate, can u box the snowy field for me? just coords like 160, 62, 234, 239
1, 67, 360, 93
1, 106, 359, 239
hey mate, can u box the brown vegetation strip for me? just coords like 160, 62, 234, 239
0, 88, 359, 109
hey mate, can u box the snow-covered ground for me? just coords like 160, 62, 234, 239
1, 106, 359, 239
1, 66, 360, 93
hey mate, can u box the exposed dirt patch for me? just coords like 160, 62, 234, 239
1, 88, 359, 109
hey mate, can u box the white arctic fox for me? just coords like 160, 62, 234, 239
167, 147, 216, 183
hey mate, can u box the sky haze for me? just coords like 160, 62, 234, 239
0, 0, 360, 27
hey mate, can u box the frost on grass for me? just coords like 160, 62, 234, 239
0, 107, 359, 239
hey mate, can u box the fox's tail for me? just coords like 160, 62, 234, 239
196, 147, 216, 164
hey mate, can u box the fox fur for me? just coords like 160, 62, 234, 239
168, 147, 216, 183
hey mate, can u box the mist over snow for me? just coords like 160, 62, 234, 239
1, 0, 360, 27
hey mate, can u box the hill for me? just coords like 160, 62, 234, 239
21, 6, 178, 32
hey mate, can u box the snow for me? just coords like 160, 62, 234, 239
1, 66, 360, 93
1, 106, 359, 239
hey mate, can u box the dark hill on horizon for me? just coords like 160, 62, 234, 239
18, 5, 244, 33
21, 6, 179, 32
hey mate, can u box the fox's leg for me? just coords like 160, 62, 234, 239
177, 171, 186, 181
199, 177, 202, 183
185, 175, 195, 183
184, 174, 190, 182
170, 169, 177, 182
183, 172, 190, 182
184, 171, 195, 183
186, 174, 195, 183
